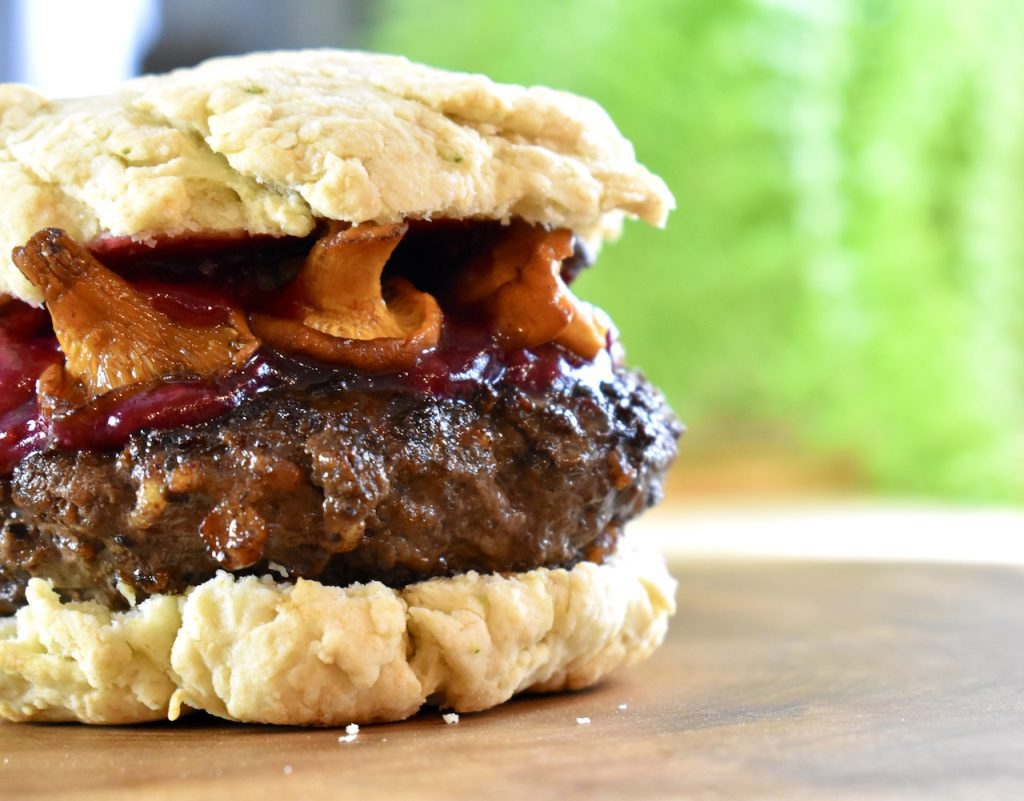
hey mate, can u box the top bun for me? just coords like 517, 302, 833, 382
0, 49, 673, 304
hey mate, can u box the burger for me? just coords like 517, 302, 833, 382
0, 50, 680, 725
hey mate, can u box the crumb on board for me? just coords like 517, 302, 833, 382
442, 712, 460, 725
339, 722, 360, 743
576, 716, 591, 725
618, 703, 628, 711
283, 765, 293, 775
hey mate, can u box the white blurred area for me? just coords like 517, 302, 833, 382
643, 502, 1024, 566
7, 0, 160, 95
1, 0, 367, 90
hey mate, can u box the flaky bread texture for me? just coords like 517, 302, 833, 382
0, 49, 674, 304
0, 535, 675, 725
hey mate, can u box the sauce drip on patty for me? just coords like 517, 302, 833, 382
7, 319, 611, 464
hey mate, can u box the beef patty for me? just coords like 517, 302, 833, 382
0, 366, 680, 614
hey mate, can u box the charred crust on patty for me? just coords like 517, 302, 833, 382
0, 366, 679, 614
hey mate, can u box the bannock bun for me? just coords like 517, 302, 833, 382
0, 49, 674, 305
0, 534, 675, 725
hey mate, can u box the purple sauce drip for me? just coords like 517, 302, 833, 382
0, 304, 61, 475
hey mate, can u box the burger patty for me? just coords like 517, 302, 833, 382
0, 367, 680, 614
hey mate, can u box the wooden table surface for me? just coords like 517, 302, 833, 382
2, 557, 1023, 800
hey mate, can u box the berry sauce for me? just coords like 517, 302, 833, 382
0, 300, 615, 477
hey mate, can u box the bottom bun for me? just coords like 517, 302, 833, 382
0, 535, 676, 725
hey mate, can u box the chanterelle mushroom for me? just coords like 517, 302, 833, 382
13, 228, 259, 399
454, 223, 609, 359
250, 222, 442, 371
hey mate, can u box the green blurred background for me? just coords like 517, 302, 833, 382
374, 0, 1024, 503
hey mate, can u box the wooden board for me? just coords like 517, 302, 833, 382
2, 559, 1023, 800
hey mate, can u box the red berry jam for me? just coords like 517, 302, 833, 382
0, 303, 61, 475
